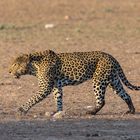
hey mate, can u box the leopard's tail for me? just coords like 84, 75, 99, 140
116, 61, 140, 91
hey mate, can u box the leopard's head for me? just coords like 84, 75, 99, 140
9, 50, 58, 79
9, 54, 30, 79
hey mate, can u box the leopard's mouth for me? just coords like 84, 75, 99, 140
14, 73, 21, 79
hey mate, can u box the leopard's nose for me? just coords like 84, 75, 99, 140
9, 69, 12, 73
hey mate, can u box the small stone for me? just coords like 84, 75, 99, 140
45, 24, 54, 29
86, 106, 93, 109
66, 37, 70, 41
45, 112, 51, 117
33, 115, 37, 118
64, 15, 70, 20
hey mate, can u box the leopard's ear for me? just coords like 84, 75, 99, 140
16, 54, 30, 63
29, 52, 43, 61
29, 50, 57, 61
48, 50, 57, 58
40, 50, 57, 58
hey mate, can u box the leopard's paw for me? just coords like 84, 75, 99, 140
53, 111, 65, 119
17, 107, 27, 116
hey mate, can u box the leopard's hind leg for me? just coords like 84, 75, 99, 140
88, 73, 109, 115
90, 80, 107, 115
110, 73, 135, 114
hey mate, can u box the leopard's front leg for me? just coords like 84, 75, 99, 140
18, 77, 54, 115
52, 86, 65, 118
53, 87, 63, 112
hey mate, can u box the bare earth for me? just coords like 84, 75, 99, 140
0, 0, 140, 139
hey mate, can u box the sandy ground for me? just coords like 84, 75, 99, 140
0, 0, 140, 139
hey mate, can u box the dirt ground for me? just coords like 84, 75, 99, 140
0, 0, 140, 139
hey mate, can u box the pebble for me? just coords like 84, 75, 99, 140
64, 15, 70, 20
45, 112, 54, 117
33, 115, 37, 118
45, 24, 54, 29
86, 106, 93, 109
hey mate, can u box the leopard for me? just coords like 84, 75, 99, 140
9, 50, 140, 118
